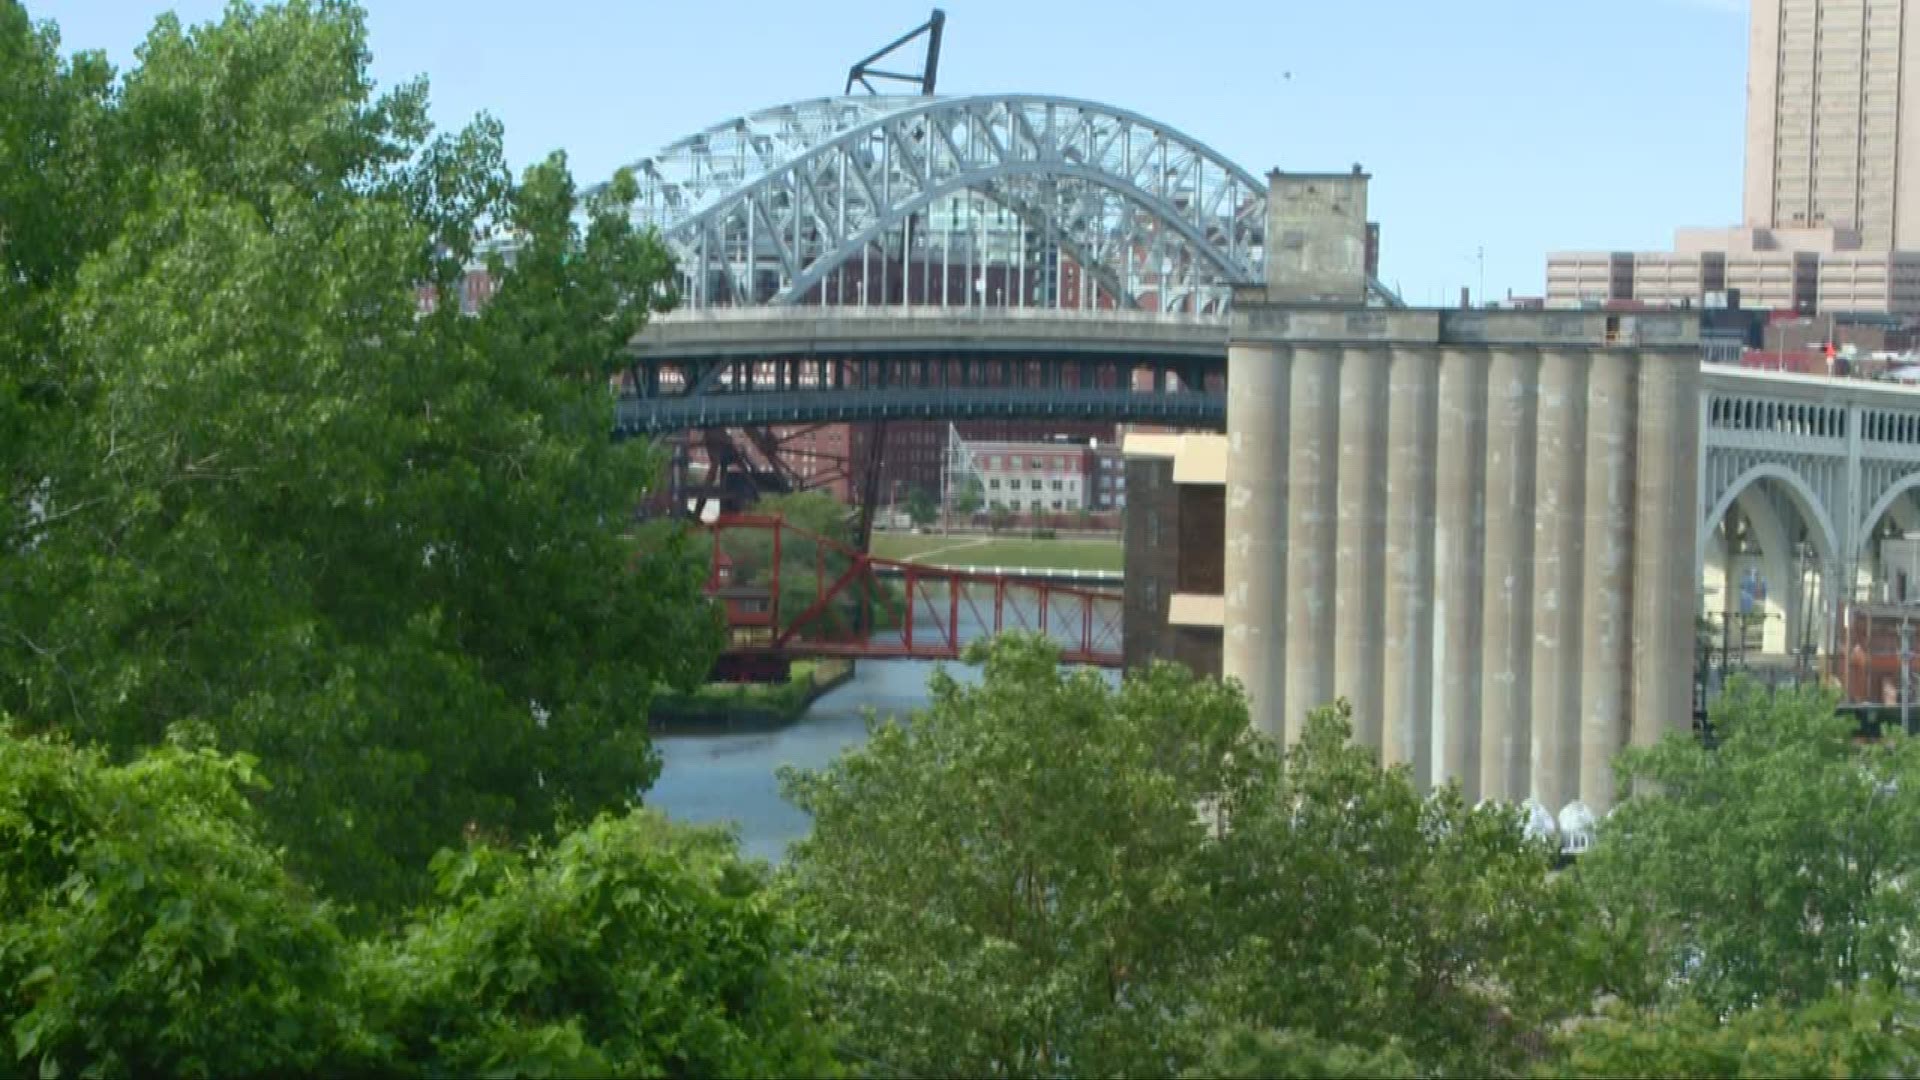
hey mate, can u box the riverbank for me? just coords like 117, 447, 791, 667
649, 659, 856, 735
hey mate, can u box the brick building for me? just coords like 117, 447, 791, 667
896, 420, 1119, 499
1088, 444, 1128, 512
1120, 433, 1223, 676
972, 440, 1093, 515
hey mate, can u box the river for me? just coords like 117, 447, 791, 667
647, 657, 1119, 861
646, 660, 966, 861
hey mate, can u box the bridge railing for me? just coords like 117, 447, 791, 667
700, 512, 1125, 666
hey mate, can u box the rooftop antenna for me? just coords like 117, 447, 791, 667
845, 9, 945, 95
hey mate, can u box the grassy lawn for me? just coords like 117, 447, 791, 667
872, 533, 1124, 572
869, 533, 973, 561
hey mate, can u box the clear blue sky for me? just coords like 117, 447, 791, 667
30, 0, 1751, 305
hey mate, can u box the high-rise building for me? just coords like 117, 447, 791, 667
1547, 0, 1920, 316
1743, 0, 1920, 251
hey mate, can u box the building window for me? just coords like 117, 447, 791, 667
1147, 511, 1161, 548
989, 479, 1001, 490
1051, 480, 1064, 491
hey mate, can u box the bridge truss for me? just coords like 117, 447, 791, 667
704, 514, 1124, 675
600, 94, 1401, 315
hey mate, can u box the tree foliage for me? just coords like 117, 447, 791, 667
0, 728, 831, 1077
953, 476, 985, 516
1184, 1024, 1418, 1079
0, 0, 718, 910
1203, 702, 1585, 1076
1575, 677, 1920, 1012
782, 635, 1583, 1077
353, 811, 838, 1078
0, 726, 362, 1077
1548, 990, 1920, 1078
904, 485, 938, 528
785, 635, 1270, 1077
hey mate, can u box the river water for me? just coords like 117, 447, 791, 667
646, 660, 968, 861
647, 657, 1123, 861
648, 576, 1124, 861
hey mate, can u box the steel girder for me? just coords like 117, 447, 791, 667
601, 95, 1278, 312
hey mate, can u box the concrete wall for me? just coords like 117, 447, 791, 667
1265, 170, 1371, 304
1222, 302, 1701, 813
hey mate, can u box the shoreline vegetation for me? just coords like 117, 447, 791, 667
649, 659, 856, 733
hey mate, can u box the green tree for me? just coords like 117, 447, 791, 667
954, 477, 985, 517
1185, 1025, 1418, 1079
1199, 702, 1586, 1076
905, 485, 939, 529
720, 491, 869, 636
783, 636, 1271, 1076
1547, 990, 1920, 1078
354, 810, 839, 1078
783, 638, 1583, 1076
0, 726, 838, 1077
1574, 677, 1920, 1012
0, 1, 718, 910
988, 503, 1014, 534
0, 726, 366, 1077
0, 2, 114, 573
721, 490, 854, 584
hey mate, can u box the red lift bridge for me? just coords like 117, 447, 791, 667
701, 513, 1124, 677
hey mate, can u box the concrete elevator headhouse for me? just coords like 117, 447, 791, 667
1204, 168, 1700, 813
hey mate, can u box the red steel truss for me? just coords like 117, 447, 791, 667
701, 513, 1124, 667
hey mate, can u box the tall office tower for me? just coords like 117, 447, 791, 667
1744, 0, 1920, 250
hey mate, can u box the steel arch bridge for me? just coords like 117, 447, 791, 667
598, 94, 1400, 314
